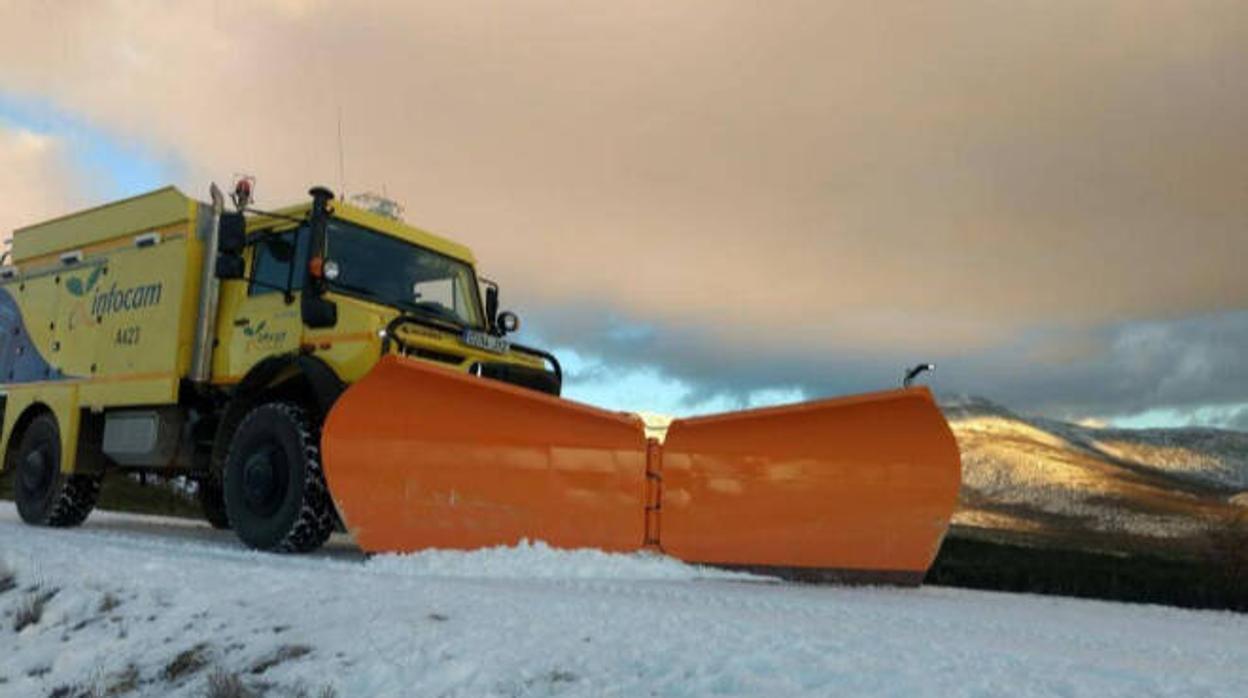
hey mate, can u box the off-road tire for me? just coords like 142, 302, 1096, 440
197, 475, 231, 529
13, 412, 100, 527
222, 402, 334, 552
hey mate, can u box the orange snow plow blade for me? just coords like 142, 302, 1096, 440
321, 355, 961, 584
660, 391, 962, 584
321, 356, 648, 554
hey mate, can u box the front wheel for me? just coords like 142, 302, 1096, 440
222, 402, 335, 552
13, 412, 100, 527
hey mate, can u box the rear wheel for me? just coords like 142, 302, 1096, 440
13, 413, 100, 527
222, 402, 334, 552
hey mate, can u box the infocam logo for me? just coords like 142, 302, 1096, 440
89, 281, 164, 316
65, 266, 103, 297
243, 320, 288, 351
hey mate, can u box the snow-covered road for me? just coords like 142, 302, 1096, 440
2, 503, 1247, 697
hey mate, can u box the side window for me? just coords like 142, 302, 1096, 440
249, 228, 310, 296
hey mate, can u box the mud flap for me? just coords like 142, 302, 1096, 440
321, 355, 961, 583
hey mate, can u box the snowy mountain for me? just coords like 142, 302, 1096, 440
942, 396, 1248, 554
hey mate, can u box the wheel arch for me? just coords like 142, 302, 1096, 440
3, 400, 54, 473
2, 383, 89, 475
210, 354, 345, 476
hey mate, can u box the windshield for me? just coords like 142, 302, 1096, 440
324, 219, 484, 328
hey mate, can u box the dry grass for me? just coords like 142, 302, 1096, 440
0, 562, 15, 595
104, 663, 140, 697
13, 587, 57, 632
0, 471, 201, 519
47, 683, 101, 698
1205, 509, 1248, 604
204, 668, 257, 698
292, 685, 338, 698
98, 592, 122, 614
162, 643, 210, 682
249, 644, 311, 675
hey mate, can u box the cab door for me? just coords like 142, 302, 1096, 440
216, 227, 308, 381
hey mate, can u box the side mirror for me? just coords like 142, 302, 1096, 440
497, 311, 520, 335
218, 212, 246, 254
215, 254, 245, 280
267, 237, 295, 263
302, 294, 338, 329
485, 285, 499, 331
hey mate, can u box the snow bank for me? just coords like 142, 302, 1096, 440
367, 539, 766, 582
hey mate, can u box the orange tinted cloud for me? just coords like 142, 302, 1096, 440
0, 125, 87, 248
1, 1, 1245, 361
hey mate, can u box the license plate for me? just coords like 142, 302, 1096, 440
461, 329, 510, 355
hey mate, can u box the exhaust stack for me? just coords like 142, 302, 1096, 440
190, 183, 225, 384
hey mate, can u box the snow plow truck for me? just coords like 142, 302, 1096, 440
0, 183, 960, 584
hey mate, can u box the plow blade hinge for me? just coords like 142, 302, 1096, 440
644, 438, 663, 547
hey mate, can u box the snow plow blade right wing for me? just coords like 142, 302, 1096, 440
660, 389, 962, 584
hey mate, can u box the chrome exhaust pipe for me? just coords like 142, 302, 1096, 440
190, 183, 226, 384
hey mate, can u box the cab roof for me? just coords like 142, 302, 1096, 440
9, 186, 478, 267
260, 198, 477, 266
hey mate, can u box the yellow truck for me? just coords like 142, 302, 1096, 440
0, 183, 560, 552
2, 181, 961, 584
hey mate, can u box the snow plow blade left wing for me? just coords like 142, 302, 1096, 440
320, 356, 648, 554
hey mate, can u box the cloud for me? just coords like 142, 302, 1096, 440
1229, 408, 1248, 431
0, 94, 183, 202
948, 311, 1248, 420
1111, 400, 1248, 432
2, 2, 1246, 419
528, 305, 1248, 424
0, 124, 88, 248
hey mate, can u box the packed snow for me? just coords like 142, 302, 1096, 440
2, 503, 1248, 697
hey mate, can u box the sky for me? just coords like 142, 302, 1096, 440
0, 1, 1245, 428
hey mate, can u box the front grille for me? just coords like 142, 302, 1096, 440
405, 347, 463, 366
472, 362, 561, 396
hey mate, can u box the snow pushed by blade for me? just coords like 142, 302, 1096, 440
367, 539, 767, 582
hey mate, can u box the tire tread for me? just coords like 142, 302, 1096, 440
45, 473, 100, 527
224, 402, 334, 553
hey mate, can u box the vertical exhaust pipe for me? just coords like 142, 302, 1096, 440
190, 183, 226, 384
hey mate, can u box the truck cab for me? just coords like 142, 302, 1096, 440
212, 194, 557, 393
